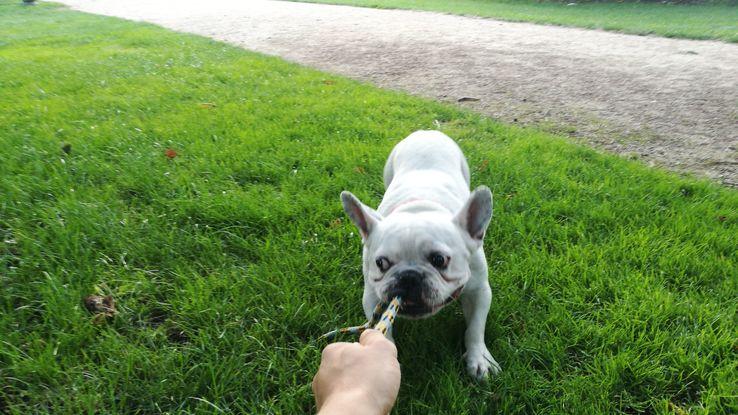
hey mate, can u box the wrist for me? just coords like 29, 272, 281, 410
318, 388, 382, 415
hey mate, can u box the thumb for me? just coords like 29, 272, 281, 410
360, 329, 397, 357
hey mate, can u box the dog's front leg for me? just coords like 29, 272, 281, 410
461, 259, 501, 379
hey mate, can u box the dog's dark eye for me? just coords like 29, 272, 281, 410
375, 256, 391, 272
429, 252, 448, 269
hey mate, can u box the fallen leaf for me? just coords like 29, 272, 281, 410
354, 166, 366, 174
84, 295, 117, 319
322, 80, 335, 85
199, 102, 216, 109
165, 148, 177, 159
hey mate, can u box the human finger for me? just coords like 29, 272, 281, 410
359, 329, 397, 357
321, 342, 345, 359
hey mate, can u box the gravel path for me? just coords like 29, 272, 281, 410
57, 0, 738, 186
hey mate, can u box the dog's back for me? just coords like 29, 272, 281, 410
383, 130, 470, 188
379, 131, 471, 215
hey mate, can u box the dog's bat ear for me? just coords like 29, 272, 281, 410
454, 186, 493, 243
341, 191, 382, 240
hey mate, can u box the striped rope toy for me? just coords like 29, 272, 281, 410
320, 296, 402, 341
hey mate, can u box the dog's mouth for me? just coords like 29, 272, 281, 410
398, 285, 464, 318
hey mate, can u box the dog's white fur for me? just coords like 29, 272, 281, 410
341, 130, 500, 379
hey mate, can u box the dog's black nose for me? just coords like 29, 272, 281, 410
397, 269, 424, 291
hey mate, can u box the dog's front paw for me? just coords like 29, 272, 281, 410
464, 346, 501, 380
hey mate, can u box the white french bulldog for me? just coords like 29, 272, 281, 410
341, 130, 501, 379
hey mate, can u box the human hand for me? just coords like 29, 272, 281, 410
313, 329, 401, 415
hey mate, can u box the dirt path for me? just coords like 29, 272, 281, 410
57, 0, 738, 186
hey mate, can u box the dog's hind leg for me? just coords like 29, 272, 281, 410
382, 145, 398, 190
460, 153, 471, 187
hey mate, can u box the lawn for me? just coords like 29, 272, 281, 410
293, 0, 738, 43
1, 1, 737, 414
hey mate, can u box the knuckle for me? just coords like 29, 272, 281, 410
321, 343, 342, 359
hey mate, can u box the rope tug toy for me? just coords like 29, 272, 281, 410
320, 296, 402, 341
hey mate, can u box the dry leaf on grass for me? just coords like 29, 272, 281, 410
84, 295, 117, 323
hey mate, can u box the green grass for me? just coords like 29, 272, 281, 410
293, 0, 738, 42
1, 1, 737, 414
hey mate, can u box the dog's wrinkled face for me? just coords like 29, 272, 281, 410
362, 213, 470, 318
342, 189, 492, 319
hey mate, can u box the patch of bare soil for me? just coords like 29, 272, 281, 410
57, 0, 738, 186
